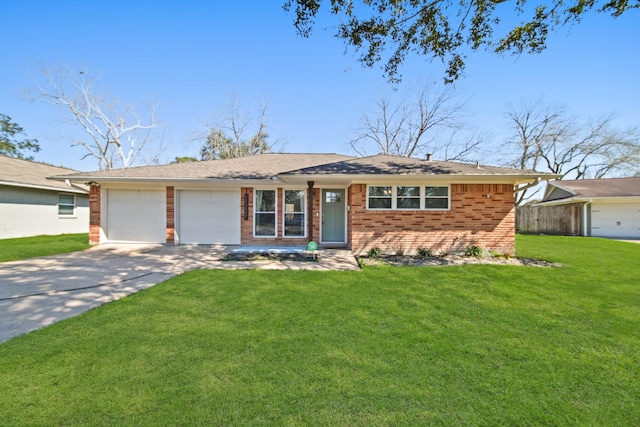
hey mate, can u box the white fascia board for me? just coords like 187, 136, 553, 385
534, 197, 582, 207
0, 180, 88, 194
279, 173, 548, 186
534, 195, 640, 206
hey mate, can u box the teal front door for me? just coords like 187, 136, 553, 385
321, 189, 346, 242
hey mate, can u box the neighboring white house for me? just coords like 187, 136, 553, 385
0, 155, 89, 239
539, 177, 640, 239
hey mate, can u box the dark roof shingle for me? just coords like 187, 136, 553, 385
548, 177, 640, 198
0, 155, 87, 193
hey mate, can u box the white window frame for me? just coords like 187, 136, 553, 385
424, 185, 451, 210
58, 193, 76, 217
283, 189, 306, 238
367, 185, 393, 209
253, 189, 277, 238
366, 185, 451, 211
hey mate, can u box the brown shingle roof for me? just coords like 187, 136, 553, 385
0, 155, 87, 193
281, 154, 546, 177
53, 153, 355, 181
52, 153, 553, 184
548, 177, 640, 199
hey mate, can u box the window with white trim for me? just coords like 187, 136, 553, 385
397, 186, 420, 209
366, 185, 450, 210
425, 186, 449, 209
58, 193, 76, 216
284, 189, 305, 237
368, 186, 392, 209
254, 189, 276, 237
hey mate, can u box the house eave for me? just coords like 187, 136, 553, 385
278, 173, 553, 186
536, 195, 640, 206
0, 180, 88, 194
49, 176, 283, 186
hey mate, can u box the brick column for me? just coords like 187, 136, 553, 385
166, 186, 175, 244
89, 184, 101, 245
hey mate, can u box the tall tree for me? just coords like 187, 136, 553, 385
200, 100, 274, 160
349, 85, 483, 160
33, 66, 163, 170
507, 100, 640, 204
0, 114, 40, 160
284, 0, 639, 83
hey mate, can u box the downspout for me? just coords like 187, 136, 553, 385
307, 181, 315, 241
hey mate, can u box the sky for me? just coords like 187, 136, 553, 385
2, 1, 639, 172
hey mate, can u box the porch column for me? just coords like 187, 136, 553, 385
307, 181, 315, 241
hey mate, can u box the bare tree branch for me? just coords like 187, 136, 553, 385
200, 97, 277, 160
33, 65, 163, 169
349, 83, 476, 160
507, 100, 640, 204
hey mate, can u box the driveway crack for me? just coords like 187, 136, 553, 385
0, 272, 162, 301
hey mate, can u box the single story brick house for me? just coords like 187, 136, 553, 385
537, 177, 640, 238
51, 153, 555, 255
0, 155, 89, 239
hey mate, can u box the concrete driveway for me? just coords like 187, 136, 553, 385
0, 244, 359, 343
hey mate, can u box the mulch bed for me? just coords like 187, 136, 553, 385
359, 254, 561, 268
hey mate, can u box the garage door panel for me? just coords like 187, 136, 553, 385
107, 190, 166, 243
591, 203, 640, 238
178, 190, 240, 244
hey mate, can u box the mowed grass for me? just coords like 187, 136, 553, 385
0, 235, 638, 425
0, 233, 90, 262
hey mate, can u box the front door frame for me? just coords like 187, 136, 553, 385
320, 187, 347, 244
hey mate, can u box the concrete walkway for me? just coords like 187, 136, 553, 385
0, 244, 359, 343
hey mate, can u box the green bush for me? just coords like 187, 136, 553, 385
416, 247, 433, 257
367, 247, 382, 258
465, 245, 483, 257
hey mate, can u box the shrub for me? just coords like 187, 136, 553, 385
394, 246, 405, 256
465, 245, 483, 257
416, 247, 433, 257
367, 247, 382, 258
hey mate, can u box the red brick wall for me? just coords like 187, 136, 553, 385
348, 183, 516, 255
89, 184, 101, 245
240, 187, 314, 246
166, 186, 175, 244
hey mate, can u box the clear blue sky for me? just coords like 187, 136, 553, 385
2, 1, 638, 171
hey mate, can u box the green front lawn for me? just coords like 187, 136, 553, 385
0, 235, 638, 425
0, 233, 90, 262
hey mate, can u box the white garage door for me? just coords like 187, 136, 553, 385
178, 190, 240, 244
591, 203, 640, 238
107, 190, 166, 243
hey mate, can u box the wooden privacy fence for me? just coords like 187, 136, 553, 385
516, 205, 582, 236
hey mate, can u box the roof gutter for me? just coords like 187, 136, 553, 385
514, 177, 541, 193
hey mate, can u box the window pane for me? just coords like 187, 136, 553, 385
397, 186, 419, 197
397, 198, 420, 209
59, 194, 75, 205
425, 198, 449, 209
325, 191, 341, 203
58, 205, 74, 215
255, 213, 276, 236
369, 198, 392, 209
284, 213, 305, 237
256, 190, 275, 212
425, 186, 448, 197
285, 190, 305, 213
369, 186, 392, 197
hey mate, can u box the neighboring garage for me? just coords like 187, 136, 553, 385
540, 178, 640, 239
106, 189, 166, 243
177, 189, 240, 244
591, 202, 640, 238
